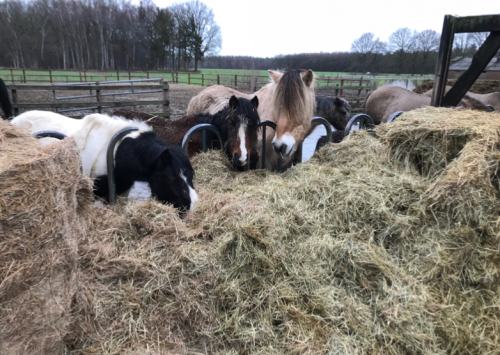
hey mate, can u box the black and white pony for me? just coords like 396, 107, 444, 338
314, 96, 351, 150
11, 111, 198, 211
0, 78, 13, 120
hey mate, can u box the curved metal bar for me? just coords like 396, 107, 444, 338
107, 127, 139, 204
386, 111, 404, 124
344, 114, 376, 138
258, 120, 282, 171
33, 131, 67, 140
181, 123, 223, 156
486, 104, 495, 112
294, 116, 334, 164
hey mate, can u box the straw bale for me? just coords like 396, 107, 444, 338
0, 120, 93, 355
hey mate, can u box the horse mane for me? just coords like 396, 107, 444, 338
272, 69, 316, 125
462, 93, 489, 108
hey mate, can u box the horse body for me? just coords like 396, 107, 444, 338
11, 111, 197, 211
0, 78, 13, 119
423, 86, 499, 110
365, 86, 493, 124
114, 95, 260, 168
187, 69, 316, 171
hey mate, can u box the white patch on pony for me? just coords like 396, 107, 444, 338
181, 172, 198, 211
272, 133, 295, 157
238, 122, 247, 163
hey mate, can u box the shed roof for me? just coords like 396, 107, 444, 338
450, 57, 500, 71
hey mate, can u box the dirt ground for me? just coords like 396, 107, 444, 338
12, 83, 208, 119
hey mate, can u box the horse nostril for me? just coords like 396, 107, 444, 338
233, 152, 240, 162
273, 143, 287, 155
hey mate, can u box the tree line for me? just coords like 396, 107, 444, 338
0, 0, 222, 71
199, 29, 493, 75
0, 0, 495, 75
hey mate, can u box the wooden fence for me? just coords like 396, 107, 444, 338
6, 81, 170, 117
1, 68, 372, 101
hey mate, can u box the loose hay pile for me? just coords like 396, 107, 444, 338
1, 108, 500, 354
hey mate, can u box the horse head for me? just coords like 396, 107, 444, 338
459, 94, 493, 112
315, 96, 351, 131
142, 140, 198, 212
270, 69, 316, 158
223, 95, 260, 167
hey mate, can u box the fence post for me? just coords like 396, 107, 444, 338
335, 83, 339, 97
84, 71, 87, 82
162, 80, 170, 117
129, 71, 131, 80
188, 72, 191, 85
358, 77, 363, 97
176, 72, 179, 84
79, 71, 82, 82
11, 89, 19, 116
340, 79, 344, 96
217, 74, 220, 85
147, 71, 149, 79
10, 69, 14, 83
117, 71, 119, 81
23, 69, 26, 83
202, 74, 204, 86
49, 70, 53, 83
235, 75, 237, 88
95, 82, 102, 114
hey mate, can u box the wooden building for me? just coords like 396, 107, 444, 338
448, 56, 500, 80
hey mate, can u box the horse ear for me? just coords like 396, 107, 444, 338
334, 97, 344, 107
229, 95, 239, 109
251, 96, 259, 109
302, 69, 314, 87
156, 149, 171, 169
268, 70, 281, 83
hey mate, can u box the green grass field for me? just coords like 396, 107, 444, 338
0, 68, 433, 88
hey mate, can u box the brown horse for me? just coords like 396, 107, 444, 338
113, 95, 260, 168
187, 69, 316, 171
364, 86, 493, 124
423, 86, 499, 110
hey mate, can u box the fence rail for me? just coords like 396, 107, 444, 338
1, 68, 372, 102
6, 78, 170, 117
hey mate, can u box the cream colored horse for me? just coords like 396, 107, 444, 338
187, 69, 316, 171
423, 86, 499, 110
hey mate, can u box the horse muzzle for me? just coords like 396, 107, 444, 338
233, 152, 247, 167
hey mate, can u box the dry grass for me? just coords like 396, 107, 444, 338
1, 108, 500, 354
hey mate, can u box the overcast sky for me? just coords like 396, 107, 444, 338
143, 0, 500, 57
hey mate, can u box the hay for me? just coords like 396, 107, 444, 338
2, 108, 500, 354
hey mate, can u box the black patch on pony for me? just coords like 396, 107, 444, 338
94, 131, 195, 211
0, 78, 13, 120
196, 95, 260, 169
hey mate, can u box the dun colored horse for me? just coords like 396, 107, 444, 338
113, 95, 260, 168
11, 111, 198, 211
423, 86, 499, 110
187, 69, 316, 171
364, 86, 493, 124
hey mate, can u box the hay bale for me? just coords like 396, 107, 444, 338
0, 120, 93, 354
2, 107, 500, 354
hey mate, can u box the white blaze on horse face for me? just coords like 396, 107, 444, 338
181, 172, 198, 211
272, 133, 295, 157
238, 122, 248, 164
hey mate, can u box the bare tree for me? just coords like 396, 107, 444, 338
389, 28, 417, 73
351, 32, 385, 72
416, 29, 440, 68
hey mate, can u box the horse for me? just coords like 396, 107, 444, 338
423, 86, 499, 111
11, 111, 198, 211
311, 95, 351, 151
112, 95, 260, 169
187, 69, 316, 171
364, 86, 493, 124
315, 95, 351, 131
0, 78, 13, 120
